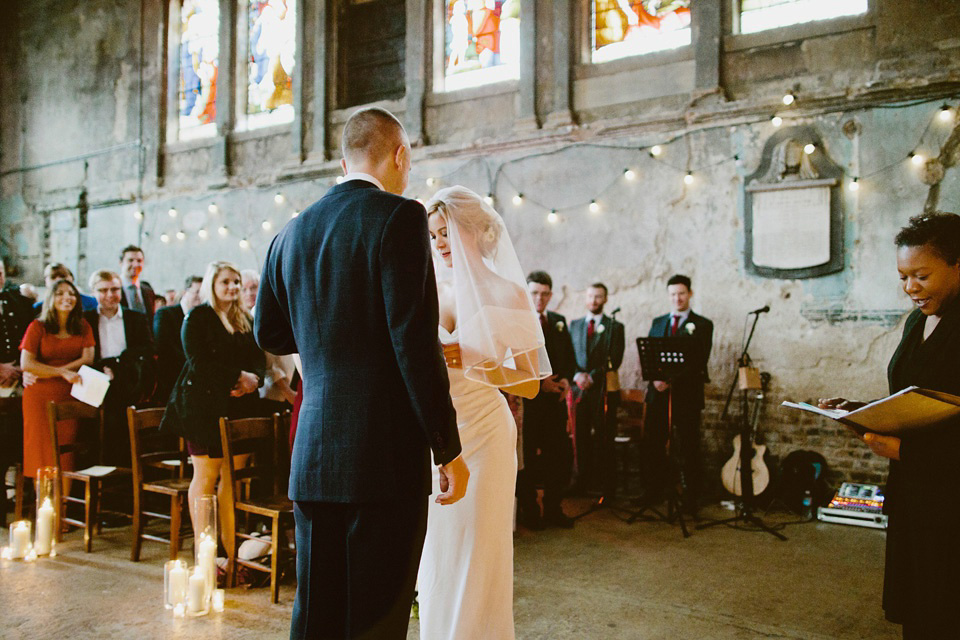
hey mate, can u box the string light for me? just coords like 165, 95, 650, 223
547, 210, 559, 224
133, 210, 143, 221
483, 194, 494, 206
848, 177, 860, 192
589, 200, 600, 214
939, 105, 953, 122
649, 145, 662, 157
198, 228, 209, 239
426, 178, 437, 187
623, 168, 636, 181
782, 92, 795, 106
218, 225, 228, 236
771, 116, 783, 127
909, 152, 925, 166
207, 203, 218, 214
512, 194, 523, 205
176, 230, 186, 241
261, 220, 273, 231
274, 193, 285, 205
168, 208, 177, 218
291, 211, 299, 218
683, 172, 694, 185
239, 239, 250, 249
336, 176, 345, 184
160, 233, 170, 243
803, 143, 816, 155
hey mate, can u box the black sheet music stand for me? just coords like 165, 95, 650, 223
627, 336, 696, 538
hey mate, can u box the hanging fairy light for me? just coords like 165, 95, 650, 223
160, 233, 170, 243
623, 168, 637, 181
239, 239, 250, 250
546, 210, 559, 224
207, 203, 219, 214
168, 208, 178, 218
198, 228, 209, 239
274, 193, 285, 205
909, 152, 925, 166
771, 116, 783, 127
218, 225, 228, 237
133, 210, 143, 221
589, 200, 600, 214
261, 220, 273, 231
782, 92, 795, 106
939, 105, 953, 122
512, 193, 524, 206
803, 143, 816, 155
291, 211, 299, 218
483, 194, 494, 206
649, 145, 662, 157
426, 178, 437, 187
176, 230, 186, 241
684, 172, 694, 185
848, 177, 860, 192
336, 176, 345, 184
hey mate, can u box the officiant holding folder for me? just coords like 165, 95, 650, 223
819, 212, 960, 638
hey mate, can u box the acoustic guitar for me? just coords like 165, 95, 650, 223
721, 372, 771, 497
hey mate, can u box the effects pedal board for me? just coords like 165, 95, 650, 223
817, 483, 887, 530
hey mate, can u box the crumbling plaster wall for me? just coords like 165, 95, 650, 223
3, 0, 960, 489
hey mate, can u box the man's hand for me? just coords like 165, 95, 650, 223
0, 362, 20, 386
102, 366, 115, 381
541, 375, 565, 394
232, 371, 259, 396
574, 372, 593, 390
817, 397, 866, 411
863, 433, 901, 460
436, 455, 469, 505
653, 380, 669, 392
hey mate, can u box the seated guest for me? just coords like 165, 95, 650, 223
153, 276, 202, 405
84, 270, 155, 466
160, 262, 265, 548
20, 280, 95, 490
241, 269, 296, 415
32, 263, 98, 312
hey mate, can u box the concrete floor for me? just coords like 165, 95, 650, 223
0, 500, 899, 640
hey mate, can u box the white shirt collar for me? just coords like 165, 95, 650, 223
587, 312, 604, 325
99, 305, 124, 321
671, 309, 691, 324
341, 172, 385, 191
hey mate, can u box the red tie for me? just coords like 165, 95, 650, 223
671, 315, 680, 336
587, 318, 595, 340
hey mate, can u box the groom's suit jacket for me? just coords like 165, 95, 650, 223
254, 179, 461, 503
645, 310, 713, 411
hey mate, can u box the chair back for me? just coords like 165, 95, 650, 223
45, 401, 103, 469
127, 406, 186, 486
219, 414, 284, 503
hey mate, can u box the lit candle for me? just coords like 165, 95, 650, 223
1, 547, 10, 560
197, 534, 218, 597
10, 521, 30, 559
168, 561, 188, 607
212, 589, 225, 613
188, 568, 206, 613
35, 497, 55, 555
173, 603, 185, 618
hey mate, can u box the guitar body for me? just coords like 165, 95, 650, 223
721, 434, 771, 497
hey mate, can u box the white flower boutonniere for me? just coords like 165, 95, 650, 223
596, 324, 606, 334
555, 321, 564, 332
685, 324, 696, 335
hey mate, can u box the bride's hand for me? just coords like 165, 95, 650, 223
443, 343, 462, 369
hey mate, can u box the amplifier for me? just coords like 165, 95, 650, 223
817, 483, 887, 530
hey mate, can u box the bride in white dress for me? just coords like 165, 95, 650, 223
418, 186, 552, 640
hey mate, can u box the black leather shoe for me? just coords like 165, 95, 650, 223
519, 512, 545, 531
544, 511, 575, 529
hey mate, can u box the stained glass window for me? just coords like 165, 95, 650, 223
443, 0, 521, 92
246, 0, 296, 127
178, 0, 220, 140
592, 1, 691, 64
739, 0, 867, 35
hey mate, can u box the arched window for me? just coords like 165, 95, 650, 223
243, 0, 297, 129
177, 0, 220, 141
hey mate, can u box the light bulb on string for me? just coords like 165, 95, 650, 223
803, 143, 816, 155
512, 194, 524, 206
198, 229, 209, 239
649, 145, 662, 157
160, 233, 170, 243
168, 208, 178, 218
910, 152, 925, 166
426, 178, 436, 187
291, 211, 299, 218
939, 105, 953, 122
336, 176, 345, 184
133, 210, 143, 221
771, 116, 783, 127
589, 200, 600, 214
176, 230, 186, 241
218, 225, 228, 237
207, 203, 218, 214
623, 168, 637, 181
261, 220, 273, 231
547, 210, 559, 224
274, 193, 285, 205
483, 194, 494, 206
848, 177, 860, 192
239, 239, 250, 250
683, 172, 694, 186
782, 92, 795, 106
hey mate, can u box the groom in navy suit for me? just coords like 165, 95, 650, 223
255, 107, 469, 639
642, 274, 713, 513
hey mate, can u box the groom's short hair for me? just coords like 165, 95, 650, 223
526, 270, 553, 289
341, 107, 406, 166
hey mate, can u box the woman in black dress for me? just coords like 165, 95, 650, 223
821, 212, 960, 638
161, 261, 265, 545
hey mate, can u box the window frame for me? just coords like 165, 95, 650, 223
579, 0, 695, 69
726, 0, 875, 50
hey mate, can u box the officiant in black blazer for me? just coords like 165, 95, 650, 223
254, 107, 467, 640
641, 274, 713, 512
570, 282, 625, 497
517, 271, 578, 530
85, 270, 155, 466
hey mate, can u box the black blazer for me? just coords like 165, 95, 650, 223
644, 311, 713, 411
153, 304, 186, 404
542, 311, 577, 385
882, 300, 960, 631
160, 304, 266, 449
83, 308, 155, 404
0, 288, 36, 364
119, 280, 157, 328
254, 179, 461, 503
570, 314, 625, 396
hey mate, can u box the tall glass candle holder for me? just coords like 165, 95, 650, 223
8, 521, 31, 560
164, 559, 189, 609
194, 494, 218, 605
34, 466, 59, 555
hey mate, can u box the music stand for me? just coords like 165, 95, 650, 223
625, 336, 697, 538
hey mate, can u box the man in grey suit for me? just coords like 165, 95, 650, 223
255, 107, 469, 639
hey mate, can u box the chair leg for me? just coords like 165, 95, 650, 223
130, 488, 143, 562
14, 464, 24, 521
270, 515, 280, 604
83, 480, 94, 553
170, 494, 182, 561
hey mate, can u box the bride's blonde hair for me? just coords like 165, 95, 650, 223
425, 186, 502, 258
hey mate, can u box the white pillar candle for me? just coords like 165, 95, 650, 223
212, 588, 225, 613
10, 522, 30, 559
35, 497, 55, 555
168, 561, 188, 607
198, 535, 218, 596
187, 569, 206, 613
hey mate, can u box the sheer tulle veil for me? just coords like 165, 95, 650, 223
425, 186, 552, 387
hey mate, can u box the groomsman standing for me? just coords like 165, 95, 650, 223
517, 271, 577, 530
571, 283, 625, 497
642, 274, 713, 514
118, 245, 158, 330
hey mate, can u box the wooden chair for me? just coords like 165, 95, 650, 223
46, 400, 131, 552
615, 389, 647, 495
0, 396, 24, 526
220, 413, 294, 603
127, 406, 192, 561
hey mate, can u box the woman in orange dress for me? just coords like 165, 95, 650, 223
20, 279, 95, 482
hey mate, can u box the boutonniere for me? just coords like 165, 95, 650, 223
596, 324, 606, 334
685, 324, 696, 335
555, 321, 564, 332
